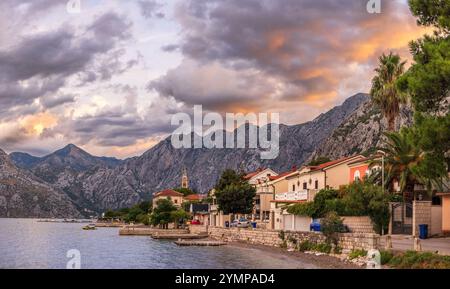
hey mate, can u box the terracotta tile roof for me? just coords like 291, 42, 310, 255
309, 155, 362, 171
184, 194, 204, 201
268, 168, 297, 180
154, 189, 184, 198
348, 154, 382, 166
244, 168, 266, 179
270, 200, 307, 204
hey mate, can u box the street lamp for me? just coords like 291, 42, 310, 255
377, 150, 386, 194
377, 150, 387, 236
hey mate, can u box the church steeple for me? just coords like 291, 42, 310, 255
181, 167, 189, 189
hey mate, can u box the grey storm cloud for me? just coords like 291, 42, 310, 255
161, 44, 180, 52
150, 0, 416, 111
138, 0, 165, 19
0, 11, 132, 117
48, 94, 182, 148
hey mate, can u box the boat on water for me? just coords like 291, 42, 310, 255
82, 224, 97, 230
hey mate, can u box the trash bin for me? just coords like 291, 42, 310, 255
225, 221, 230, 228
251, 222, 257, 229
419, 224, 428, 239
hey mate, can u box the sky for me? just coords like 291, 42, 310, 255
0, 0, 430, 158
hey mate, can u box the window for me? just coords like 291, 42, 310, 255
354, 170, 361, 181
315, 180, 319, 190
174, 199, 178, 204
292, 185, 296, 191
303, 182, 307, 190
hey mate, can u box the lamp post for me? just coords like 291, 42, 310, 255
377, 150, 386, 194
377, 150, 386, 236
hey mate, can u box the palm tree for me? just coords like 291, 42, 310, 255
370, 52, 407, 131
375, 131, 426, 203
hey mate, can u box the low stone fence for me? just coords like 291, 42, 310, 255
342, 216, 375, 234
189, 225, 208, 234
208, 227, 380, 251
119, 226, 189, 236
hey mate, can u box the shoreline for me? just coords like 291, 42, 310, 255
227, 241, 360, 269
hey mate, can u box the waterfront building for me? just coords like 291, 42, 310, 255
152, 189, 184, 209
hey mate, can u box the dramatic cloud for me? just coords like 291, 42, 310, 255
138, 0, 165, 19
0, 0, 431, 158
0, 11, 132, 117
150, 0, 428, 117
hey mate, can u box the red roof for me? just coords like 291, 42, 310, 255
184, 194, 204, 201
348, 154, 382, 166
309, 156, 361, 171
244, 168, 266, 180
270, 200, 307, 204
268, 168, 297, 181
154, 189, 184, 198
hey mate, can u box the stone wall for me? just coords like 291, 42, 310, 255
342, 216, 375, 233
189, 225, 208, 234
412, 201, 432, 237
208, 227, 380, 251
430, 206, 442, 236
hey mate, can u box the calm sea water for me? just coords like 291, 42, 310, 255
0, 218, 316, 269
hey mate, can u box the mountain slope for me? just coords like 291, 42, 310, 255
4, 92, 374, 215
10, 144, 122, 183
64, 93, 369, 212
0, 149, 81, 218
309, 101, 413, 161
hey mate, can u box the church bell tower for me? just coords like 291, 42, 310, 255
181, 168, 189, 189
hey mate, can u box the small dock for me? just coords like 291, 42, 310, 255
175, 239, 227, 246
152, 233, 208, 240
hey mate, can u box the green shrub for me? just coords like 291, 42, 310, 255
287, 183, 391, 235
380, 250, 394, 265
349, 249, 367, 260
321, 211, 346, 245
288, 236, 297, 245
312, 242, 332, 254
333, 246, 343, 255
388, 251, 450, 269
298, 240, 314, 252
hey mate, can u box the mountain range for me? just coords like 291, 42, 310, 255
0, 93, 411, 218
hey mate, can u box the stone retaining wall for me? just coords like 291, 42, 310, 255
413, 201, 432, 237
208, 227, 380, 251
119, 227, 189, 236
342, 216, 375, 233
189, 225, 208, 234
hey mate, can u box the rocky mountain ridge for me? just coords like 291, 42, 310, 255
2, 92, 401, 217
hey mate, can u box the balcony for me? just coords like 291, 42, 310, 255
210, 204, 218, 212
275, 190, 309, 202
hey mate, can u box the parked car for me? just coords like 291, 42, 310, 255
310, 219, 350, 233
230, 218, 251, 228
310, 219, 321, 232
190, 219, 201, 225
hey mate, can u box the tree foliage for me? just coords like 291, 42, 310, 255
308, 156, 331, 166
150, 199, 178, 228
370, 52, 407, 131
408, 0, 450, 33
174, 187, 197, 196
288, 183, 390, 234
397, 1, 450, 114
214, 169, 256, 215
103, 201, 152, 224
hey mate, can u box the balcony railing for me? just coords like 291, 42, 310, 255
275, 190, 309, 201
